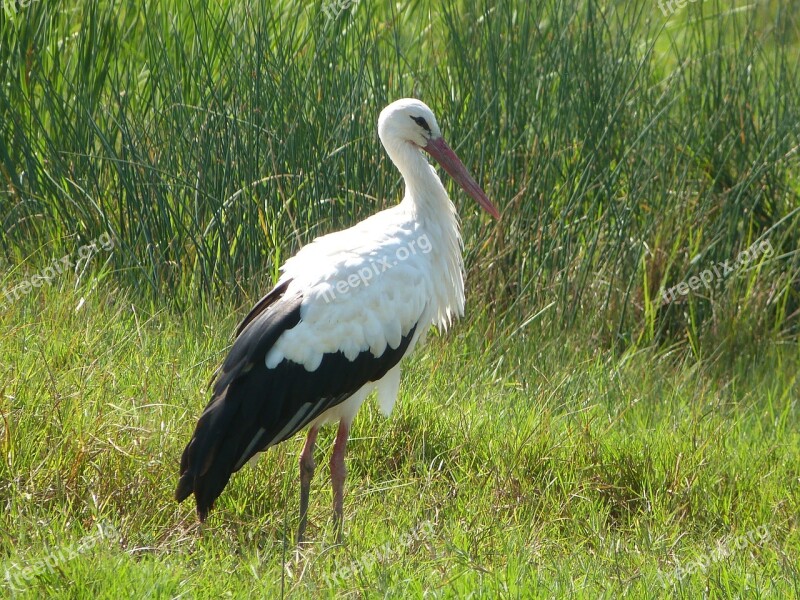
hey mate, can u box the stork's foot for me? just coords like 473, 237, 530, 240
332, 512, 344, 544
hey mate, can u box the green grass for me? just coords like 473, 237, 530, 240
2, 0, 798, 341
2, 0, 800, 597
1, 275, 798, 598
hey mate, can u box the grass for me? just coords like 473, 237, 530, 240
1, 278, 798, 598
1, 0, 799, 597
2, 0, 798, 340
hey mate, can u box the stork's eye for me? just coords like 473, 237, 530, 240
410, 115, 432, 134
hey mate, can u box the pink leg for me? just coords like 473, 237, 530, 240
297, 426, 319, 544
330, 421, 350, 542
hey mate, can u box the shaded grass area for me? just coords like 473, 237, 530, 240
1, 277, 797, 597
1, 0, 799, 345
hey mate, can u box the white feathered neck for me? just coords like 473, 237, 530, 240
380, 136, 466, 330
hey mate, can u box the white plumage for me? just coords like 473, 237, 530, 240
175, 98, 499, 541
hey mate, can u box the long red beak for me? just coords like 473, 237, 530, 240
423, 137, 501, 220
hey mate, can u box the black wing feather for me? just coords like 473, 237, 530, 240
176, 281, 418, 521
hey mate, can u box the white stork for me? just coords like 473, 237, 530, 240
175, 98, 500, 541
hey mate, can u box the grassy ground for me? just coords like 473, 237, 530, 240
1, 275, 798, 598
2, 0, 800, 597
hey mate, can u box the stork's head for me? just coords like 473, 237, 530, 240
378, 98, 442, 148
378, 99, 500, 219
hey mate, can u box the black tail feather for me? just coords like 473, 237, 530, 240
174, 286, 418, 523
175, 380, 268, 520
175, 292, 303, 520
